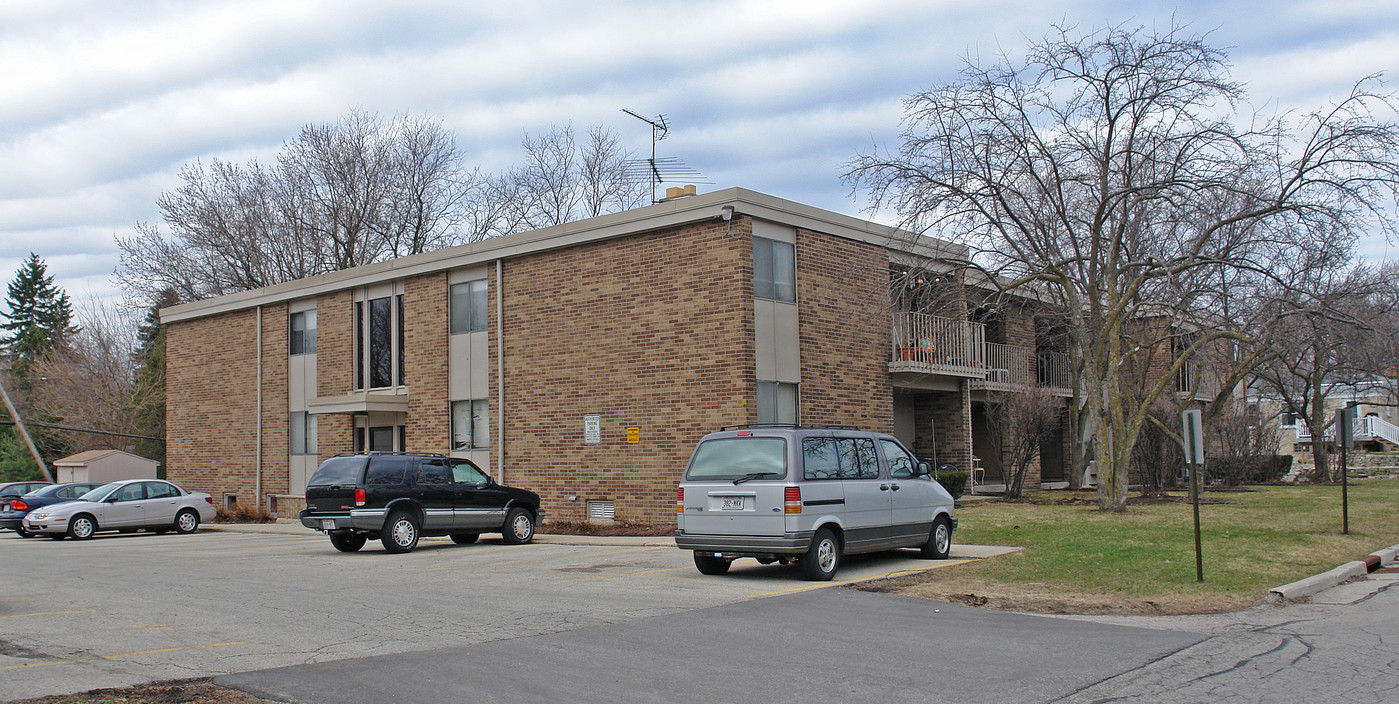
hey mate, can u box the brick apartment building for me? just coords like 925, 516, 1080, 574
161, 187, 1075, 523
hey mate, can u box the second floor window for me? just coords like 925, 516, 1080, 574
754, 236, 796, 303
355, 294, 406, 389
450, 279, 489, 334
290, 310, 316, 354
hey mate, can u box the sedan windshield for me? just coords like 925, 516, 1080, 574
77, 482, 123, 502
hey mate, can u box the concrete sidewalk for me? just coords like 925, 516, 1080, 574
201, 519, 1019, 557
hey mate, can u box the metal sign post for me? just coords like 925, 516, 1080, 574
1336, 404, 1357, 535
1182, 409, 1205, 582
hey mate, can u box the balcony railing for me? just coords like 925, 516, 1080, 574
889, 313, 1072, 391
1296, 415, 1399, 447
890, 313, 986, 378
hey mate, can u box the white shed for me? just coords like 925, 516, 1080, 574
53, 450, 160, 483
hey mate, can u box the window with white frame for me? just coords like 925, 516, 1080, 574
290, 310, 317, 355
757, 381, 799, 424
290, 411, 318, 455
449, 279, 489, 334
754, 236, 796, 303
451, 399, 490, 450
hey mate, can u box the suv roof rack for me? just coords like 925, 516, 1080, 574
718, 423, 861, 431
332, 451, 447, 458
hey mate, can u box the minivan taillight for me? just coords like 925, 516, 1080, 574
355, 488, 366, 507
784, 486, 802, 514
676, 488, 684, 514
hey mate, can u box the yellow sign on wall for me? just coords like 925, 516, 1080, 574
626, 427, 640, 444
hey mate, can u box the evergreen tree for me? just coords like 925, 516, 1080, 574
2, 253, 75, 375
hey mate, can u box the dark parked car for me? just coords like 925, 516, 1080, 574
299, 452, 543, 554
1, 481, 52, 505
1, 482, 102, 536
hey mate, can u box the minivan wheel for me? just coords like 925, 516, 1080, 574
381, 511, 420, 553
330, 532, 367, 552
694, 552, 733, 575
500, 507, 535, 545
801, 528, 841, 581
922, 515, 952, 559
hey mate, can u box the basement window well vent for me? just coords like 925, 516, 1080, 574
587, 500, 616, 523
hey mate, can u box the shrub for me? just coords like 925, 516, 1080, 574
214, 503, 276, 523
932, 468, 969, 498
1209, 455, 1291, 486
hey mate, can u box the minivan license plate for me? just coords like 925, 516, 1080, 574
721, 497, 743, 510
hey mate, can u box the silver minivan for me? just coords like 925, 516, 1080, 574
675, 425, 956, 580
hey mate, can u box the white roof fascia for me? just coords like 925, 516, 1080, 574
161, 187, 948, 324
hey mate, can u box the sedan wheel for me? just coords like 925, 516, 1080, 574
15, 527, 33, 538
174, 509, 201, 534
501, 507, 535, 545
68, 514, 97, 540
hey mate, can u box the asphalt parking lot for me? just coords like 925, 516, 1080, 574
0, 527, 1001, 701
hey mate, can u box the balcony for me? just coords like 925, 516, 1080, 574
889, 313, 1073, 392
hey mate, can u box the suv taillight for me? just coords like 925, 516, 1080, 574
355, 488, 366, 507
9, 499, 26, 511
784, 486, 802, 514
676, 488, 684, 514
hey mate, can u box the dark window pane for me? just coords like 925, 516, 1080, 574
309, 456, 368, 487
854, 438, 880, 479
803, 437, 841, 480
304, 310, 316, 353
397, 295, 405, 386
370, 297, 391, 388
290, 312, 305, 354
469, 279, 488, 332
450, 283, 470, 334
369, 426, 394, 452
772, 240, 795, 302
366, 456, 412, 485
355, 301, 364, 390
684, 437, 787, 480
754, 237, 774, 299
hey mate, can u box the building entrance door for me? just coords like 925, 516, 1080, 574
369, 426, 394, 451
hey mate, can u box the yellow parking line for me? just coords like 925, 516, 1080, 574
564, 566, 692, 582
744, 559, 975, 598
425, 546, 667, 572
0, 609, 96, 619
0, 641, 245, 670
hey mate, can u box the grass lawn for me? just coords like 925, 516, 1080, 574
876, 480, 1399, 614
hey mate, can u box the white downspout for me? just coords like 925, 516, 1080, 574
496, 259, 505, 485
256, 305, 263, 508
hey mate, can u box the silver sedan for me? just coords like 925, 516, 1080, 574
22, 479, 217, 540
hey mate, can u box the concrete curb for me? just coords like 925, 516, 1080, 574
1269, 542, 1399, 601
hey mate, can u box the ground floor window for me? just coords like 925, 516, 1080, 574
451, 399, 490, 450
757, 381, 799, 425
354, 425, 403, 452
290, 411, 318, 455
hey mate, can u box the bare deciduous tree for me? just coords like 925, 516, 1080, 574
987, 384, 1061, 498
846, 23, 1399, 510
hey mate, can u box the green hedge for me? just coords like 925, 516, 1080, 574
932, 468, 970, 498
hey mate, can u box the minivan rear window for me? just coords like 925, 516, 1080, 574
307, 456, 369, 486
685, 437, 787, 480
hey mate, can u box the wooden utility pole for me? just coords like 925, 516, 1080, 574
0, 379, 52, 482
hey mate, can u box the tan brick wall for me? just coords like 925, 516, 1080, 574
795, 229, 894, 431
405, 273, 449, 451
317, 290, 355, 457
167, 307, 289, 503
260, 303, 290, 497
499, 219, 753, 524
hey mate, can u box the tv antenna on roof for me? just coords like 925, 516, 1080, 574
621, 108, 707, 204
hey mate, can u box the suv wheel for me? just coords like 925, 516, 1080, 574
921, 515, 952, 559
693, 552, 732, 575
381, 511, 420, 553
801, 528, 840, 581
450, 533, 479, 545
501, 507, 535, 545
331, 532, 367, 552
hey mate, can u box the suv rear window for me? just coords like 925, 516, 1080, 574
366, 456, 415, 485
307, 456, 369, 486
685, 437, 787, 480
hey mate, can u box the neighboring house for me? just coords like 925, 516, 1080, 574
159, 187, 1111, 521
53, 449, 160, 484
1255, 375, 1399, 460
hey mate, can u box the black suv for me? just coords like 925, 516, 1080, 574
299, 452, 542, 553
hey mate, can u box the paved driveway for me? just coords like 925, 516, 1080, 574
0, 526, 1004, 701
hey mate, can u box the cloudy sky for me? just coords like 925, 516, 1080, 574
2, 0, 1395, 308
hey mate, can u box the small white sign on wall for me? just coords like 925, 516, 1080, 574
584, 414, 602, 445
